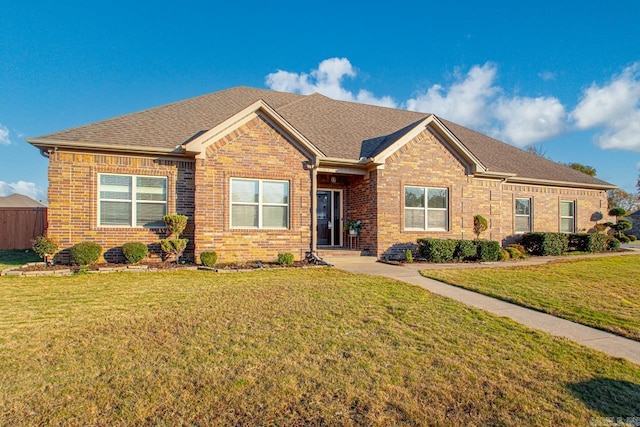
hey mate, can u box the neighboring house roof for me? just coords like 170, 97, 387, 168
28, 86, 615, 189
629, 210, 640, 218
0, 193, 46, 208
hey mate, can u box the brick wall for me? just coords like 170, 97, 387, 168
47, 151, 195, 263
193, 116, 313, 263
374, 129, 608, 259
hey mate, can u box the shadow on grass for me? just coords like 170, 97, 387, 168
567, 378, 640, 417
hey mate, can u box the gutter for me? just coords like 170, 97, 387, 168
26, 138, 183, 157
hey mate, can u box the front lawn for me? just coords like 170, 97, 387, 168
0, 249, 40, 271
422, 255, 640, 341
1, 269, 639, 425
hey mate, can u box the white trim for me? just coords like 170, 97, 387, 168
514, 197, 532, 234
559, 200, 576, 233
230, 177, 290, 230
403, 185, 449, 231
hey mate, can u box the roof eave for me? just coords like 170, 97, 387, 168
500, 175, 617, 190
26, 138, 183, 157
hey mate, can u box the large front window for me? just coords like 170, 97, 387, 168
560, 200, 575, 233
404, 186, 448, 231
98, 174, 167, 227
515, 198, 531, 233
231, 178, 289, 229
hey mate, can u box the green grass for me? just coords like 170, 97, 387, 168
422, 255, 640, 341
0, 249, 40, 271
1, 269, 640, 425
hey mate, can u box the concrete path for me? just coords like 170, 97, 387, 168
324, 254, 640, 365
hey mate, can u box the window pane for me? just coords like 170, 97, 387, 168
232, 180, 258, 203
428, 210, 447, 229
262, 181, 288, 204
232, 205, 258, 227
515, 199, 530, 215
100, 175, 131, 200
263, 206, 288, 228
100, 201, 131, 226
428, 188, 447, 209
405, 187, 425, 208
136, 203, 167, 227
405, 209, 425, 229
136, 177, 167, 201
560, 201, 574, 217
561, 218, 574, 233
515, 216, 530, 233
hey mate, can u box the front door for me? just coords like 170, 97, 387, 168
317, 190, 341, 246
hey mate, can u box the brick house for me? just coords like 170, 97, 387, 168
27, 87, 615, 263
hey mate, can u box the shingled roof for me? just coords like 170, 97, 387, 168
0, 193, 46, 208
28, 86, 613, 189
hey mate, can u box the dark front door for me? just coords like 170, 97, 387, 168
317, 191, 331, 245
317, 190, 341, 246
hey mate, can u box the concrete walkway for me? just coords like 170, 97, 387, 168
323, 253, 640, 365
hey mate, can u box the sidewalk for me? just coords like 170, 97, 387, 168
323, 254, 640, 365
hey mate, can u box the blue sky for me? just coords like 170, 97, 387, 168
1, 0, 639, 201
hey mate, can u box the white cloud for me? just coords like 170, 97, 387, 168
538, 71, 556, 81
0, 181, 46, 201
571, 63, 640, 151
493, 96, 566, 147
265, 58, 397, 108
406, 63, 500, 129
0, 124, 11, 145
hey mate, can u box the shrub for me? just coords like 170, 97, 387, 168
70, 242, 102, 266
608, 207, 629, 218
505, 245, 525, 260
521, 232, 568, 256
162, 214, 188, 238
32, 235, 58, 262
473, 215, 488, 239
568, 233, 607, 253
499, 249, 510, 261
417, 238, 457, 263
617, 234, 631, 244
200, 251, 218, 267
277, 253, 294, 265
454, 240, 477, 261
404, 249, 414, 263
629, 234, 638, 242
160, 238, 188, 262
606, 236, 621, 251
121, 242, 148, 264
476, 240, 501, 262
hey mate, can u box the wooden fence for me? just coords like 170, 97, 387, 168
0, 207, 47, 250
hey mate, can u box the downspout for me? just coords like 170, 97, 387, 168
310, 158, 319, 256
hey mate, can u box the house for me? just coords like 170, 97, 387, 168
628, 210, 640, 238
27, 86, 615, 263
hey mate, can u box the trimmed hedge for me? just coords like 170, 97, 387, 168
521, 232, 568, 256
70, 241, 102, 266
200, 251, 218, 267
568, 233, 608, 253
607, 236, 621, 251
121, 242, 148, 264
417, 238, 458, 263
476, 240, 501, 261
454, 240, 477, 261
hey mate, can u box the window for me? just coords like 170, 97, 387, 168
560, 200, 575, 233
404, 186, 448, 230
515, 198, 531, 233
231, 178, 289, 229
98, 174, 167, 227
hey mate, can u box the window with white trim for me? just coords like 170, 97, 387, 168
515, 198, 531, 233
98, 174, 167, 227
231, 178, 289, 229
404, 186, 448, 231
560, 200, 575, 233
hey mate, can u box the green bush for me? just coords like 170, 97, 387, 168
70, 242, 102, 266
476, 240, 501, 262
417, 238, 458, 263
454, 240, 477, 261
606, 237, 621, 251
629, 234, 638, 242
404, 249, 414, 263
521, 232, 569, 256
505, 245, 524, 260
32, 235, 58, 261
277, 253, 294, 265
499, 249, 510, 261
568, 233, 607, 253
617, 234, 631, 244
160, 238, 189, 262
200, 251, 218, 267
162, 214, 188, 237
473, 215, 488, 239
121, 242, 148, 264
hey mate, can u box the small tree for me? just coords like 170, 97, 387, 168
160, 214, 189, 262
32, 235, 58, 266
473, 215, 488, 240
